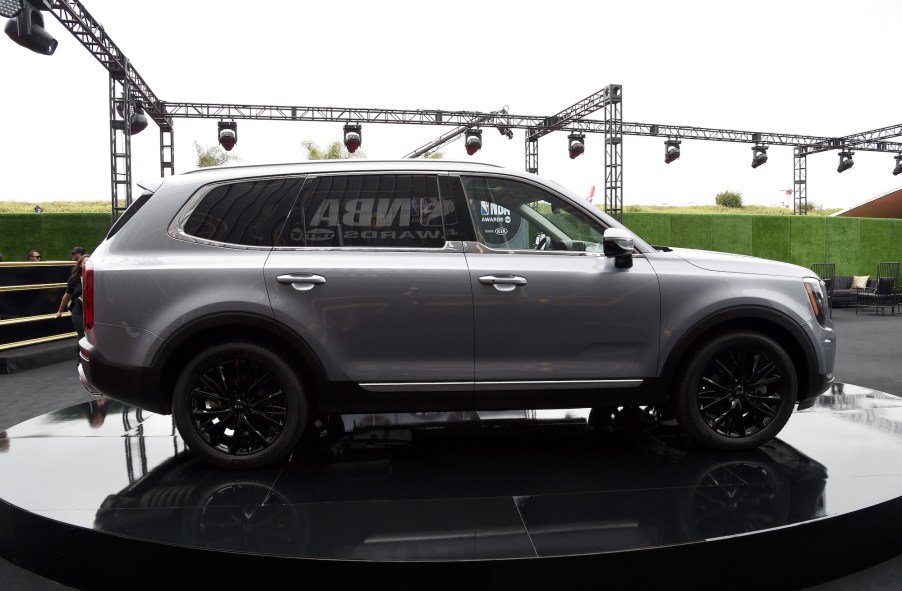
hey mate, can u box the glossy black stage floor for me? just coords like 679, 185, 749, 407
2, 383, 902, 590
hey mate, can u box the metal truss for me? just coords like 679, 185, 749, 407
403, 107, 510, 158
527, 85, 621, 141
604, 89, 623, 221
793, 148, 807, 215
41, 0, 902, 220
48, 0, 169, 129
47, 0, 173, 217
108, 68, 132, 222
525, 133, 539, 174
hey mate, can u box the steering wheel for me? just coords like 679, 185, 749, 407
534, 234, 553, 251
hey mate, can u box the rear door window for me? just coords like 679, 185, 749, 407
278, 174, 469, 248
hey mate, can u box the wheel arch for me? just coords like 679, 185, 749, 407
153, 313, 328, 414
656, 306, 816, 406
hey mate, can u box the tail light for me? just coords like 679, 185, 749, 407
83, 257, 95, 334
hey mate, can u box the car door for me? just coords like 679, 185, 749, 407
264, 173, 475, 411
455, 174, 661, 408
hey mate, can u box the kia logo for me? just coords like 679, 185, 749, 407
306, 229, 336, 242
493, 227, 509, 236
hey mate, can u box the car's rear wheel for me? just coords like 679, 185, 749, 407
673, 331, 797, 450
173, 341, 308, 469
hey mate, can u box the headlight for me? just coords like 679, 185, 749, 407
803, 277, 828, 326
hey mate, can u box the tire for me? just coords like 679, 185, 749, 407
173, 341, 308, 469
673, 330, 797, 450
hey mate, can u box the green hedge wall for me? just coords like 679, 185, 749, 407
622, 212, 902, 276
0, 213, 110, 262
1, 212, 900, 277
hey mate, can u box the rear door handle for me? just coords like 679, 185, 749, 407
478, 274, 527, 292
276, 273, 327, 291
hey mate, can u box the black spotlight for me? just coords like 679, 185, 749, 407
496, 125, 513, 139
567, 132, 585, 159
893, 155, 902, 176
343, 123, 361, 154
0, 0, 24, 18
664, 139, 681, 164
465, 128, 482, 156
218, 121, 237, 151
751, 144, 768, 168
837, 150, 854, 173
4, 0, 57, 55
129, 103, 148, 135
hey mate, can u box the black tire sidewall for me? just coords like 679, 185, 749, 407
173, 341, 307, 469
674, 331, 797, 450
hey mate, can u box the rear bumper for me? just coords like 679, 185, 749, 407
78, 339, 169, 414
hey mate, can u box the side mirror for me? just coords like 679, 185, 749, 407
603, 228, 634, 269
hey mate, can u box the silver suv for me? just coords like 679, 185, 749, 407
78, 160, 835, 468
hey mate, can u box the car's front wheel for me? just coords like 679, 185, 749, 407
673, 330, 797, 450
173, 341, 308, 469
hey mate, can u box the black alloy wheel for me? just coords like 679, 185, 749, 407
674, 331, 797, 450
173, 342, 308, 469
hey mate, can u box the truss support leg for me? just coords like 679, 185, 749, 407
794, 147, 807, 215
160, 126, 175, 178
604, 84, 623, 221
109, 66, 133, 223
526, 132, 539, 174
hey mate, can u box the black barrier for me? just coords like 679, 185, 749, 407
0, 262, 77, 350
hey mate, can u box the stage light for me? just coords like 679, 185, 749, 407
664, 139, 681, 164
129, 103, 148, 135
0, 0, 23, 18
837, 150, 854, 173
218, 121, 237, 151
496, 126, 513, 139
343, 123, 361, 153
3, 0, 56, 55
465, 128, 482, 156
893, 155, 902, 176
567, 132, 585, 159
751, 144, 768, 168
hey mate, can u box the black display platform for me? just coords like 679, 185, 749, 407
2, 384, 902, 590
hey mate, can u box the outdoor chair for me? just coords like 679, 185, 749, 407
856, 262, 899, 315
810, 262, 835, 316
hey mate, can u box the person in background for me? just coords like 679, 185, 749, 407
27, 250, 41, 261
55, 255, 89, 343
70, 246, 85, 261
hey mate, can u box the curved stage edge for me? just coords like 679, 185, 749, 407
2, 383, 902, 590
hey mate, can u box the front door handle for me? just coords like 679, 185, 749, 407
276, 273, 327, 291
478, 274, 527, 292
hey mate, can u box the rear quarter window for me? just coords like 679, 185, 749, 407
182, 177, 304, 246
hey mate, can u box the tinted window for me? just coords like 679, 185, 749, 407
461, 176, 606, 251
279, 174, 462, 248
183, 177, 304, 246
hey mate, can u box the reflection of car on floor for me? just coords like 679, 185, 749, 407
94, 422, 827, 560
78, 160, 836, 468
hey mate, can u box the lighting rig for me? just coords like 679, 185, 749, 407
664, 139, 681, 164
893, 154, 902, 176
464, 129, 482, 156
2, 0, 56, 55
5, 0, 902, 221
343, 123, 361, 153
217, 121, 237, 151
837, 150, 854, 173
751, 145, 768, 168
567, 133, 585, 159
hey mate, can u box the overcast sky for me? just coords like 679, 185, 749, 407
1, 0, 899, 210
